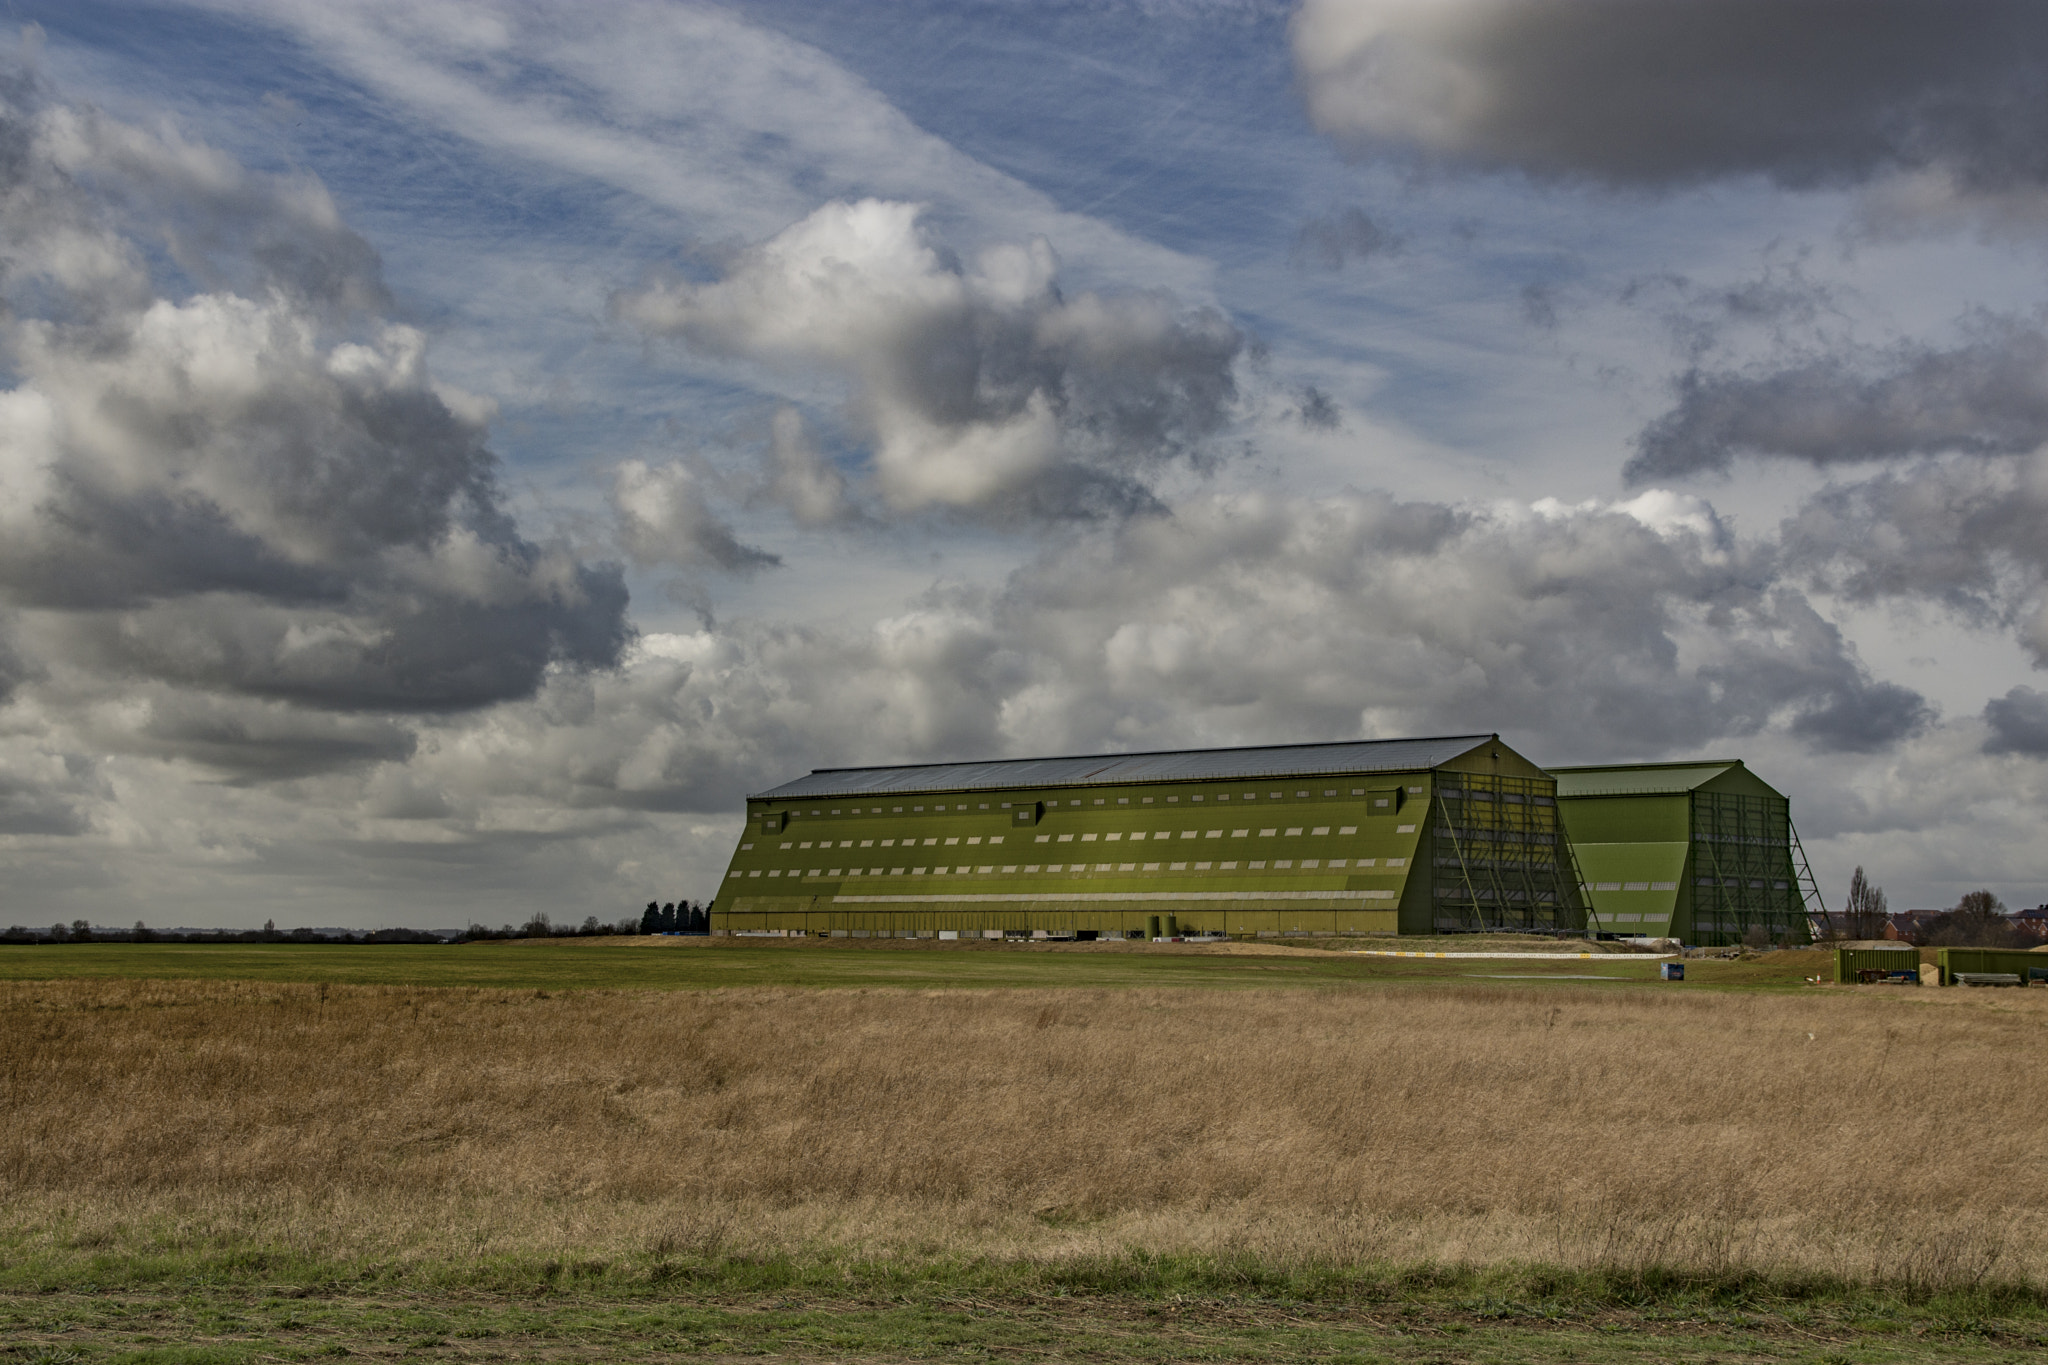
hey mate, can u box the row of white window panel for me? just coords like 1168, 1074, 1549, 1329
780, 834, 1008, 849
744, 824, 1416, 852
1592, 915, 1791, 927
1591, 881, 1679, 892
1036, 825, 1414, 840
732, 857, 1408, 879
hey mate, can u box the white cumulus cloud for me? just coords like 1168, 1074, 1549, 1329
615, 199, 1243, 518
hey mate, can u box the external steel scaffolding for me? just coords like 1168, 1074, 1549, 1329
1791, 823, 1829, 938
1688, 790, 1805, 944
1429, 774, 1580, 932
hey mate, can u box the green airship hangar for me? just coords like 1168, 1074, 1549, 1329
710, 734, 1822, 946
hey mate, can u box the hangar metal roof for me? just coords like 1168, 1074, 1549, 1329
752, 734, 1501, 802
1549, 761, 1742, 798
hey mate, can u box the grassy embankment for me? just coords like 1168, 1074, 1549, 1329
3, 944, 2043, 1362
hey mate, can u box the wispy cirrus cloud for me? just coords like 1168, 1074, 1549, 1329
182, 0, 1219, 297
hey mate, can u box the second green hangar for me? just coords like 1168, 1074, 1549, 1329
713, 734, 1819, 946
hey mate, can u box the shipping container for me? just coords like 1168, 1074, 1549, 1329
1936, 947, 2048, 986
1835, 945, 1920, 984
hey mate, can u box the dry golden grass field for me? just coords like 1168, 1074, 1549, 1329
4, 970, 2044, 1304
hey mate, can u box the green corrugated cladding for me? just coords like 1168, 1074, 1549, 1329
712, 739, 1586, 939
1936, 947, 2048, 985
1552, 791, 1691, 843
1835, 946, 1921, 984
1553, 761, 1811, 948
723, 785, 1415, 937
1569, 840, 1688, 938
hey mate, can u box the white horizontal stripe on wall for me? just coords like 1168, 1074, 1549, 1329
831, 889, 1397, 904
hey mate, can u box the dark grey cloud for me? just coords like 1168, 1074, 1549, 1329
488, 493, 1934, 804
0, 80, 631, 774
1669, 587, 1937, 752
0, 615, 31, 705
1774, 455, 2048, 677
1289, 207, 1400, 270
0, 773, 91, 835
52, 573, 628, 716
1716, 270, 1838, 328
1791, 680, 1935, 753
0, 745, 103, 837
614, 200, 1242, 519
2, 484, 342, 612
1295, 385, 1342, 431
966, 494, 1930, 761
126, 694, 417, 781
1984, 685, 2048, 754
1293, 0, 2048, 191
0, 294, 633, 716
1627, 322, 2048, 482
1621, 262, 1844, 364
0, 765, 93, 839
0, 306, 513, 608
1776, 460, 2039, 619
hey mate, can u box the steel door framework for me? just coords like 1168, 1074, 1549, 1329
1431, 775, 1577, 933
1689, 791, 1804, 946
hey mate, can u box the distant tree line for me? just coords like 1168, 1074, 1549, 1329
456, 903, 708, 940
3, 904, 708, 945
1819, 868, 2040, 948
0, 918, 454, 945
1908, 890, 2033, 949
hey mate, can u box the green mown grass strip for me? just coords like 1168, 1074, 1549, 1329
0, 941, 1825, 992
5, 1278, 2045, 1365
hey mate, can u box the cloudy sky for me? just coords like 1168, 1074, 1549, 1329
5, 0, 2048, 929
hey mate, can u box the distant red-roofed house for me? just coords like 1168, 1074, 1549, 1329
2012, 906, 2048, 944
1883, 910, 1944, 942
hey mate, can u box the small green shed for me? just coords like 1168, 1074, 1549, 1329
1835, 945, 1921, 984
1936, 947, 2048, 986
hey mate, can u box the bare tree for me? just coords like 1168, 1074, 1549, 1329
1839, 866, 1889, 939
